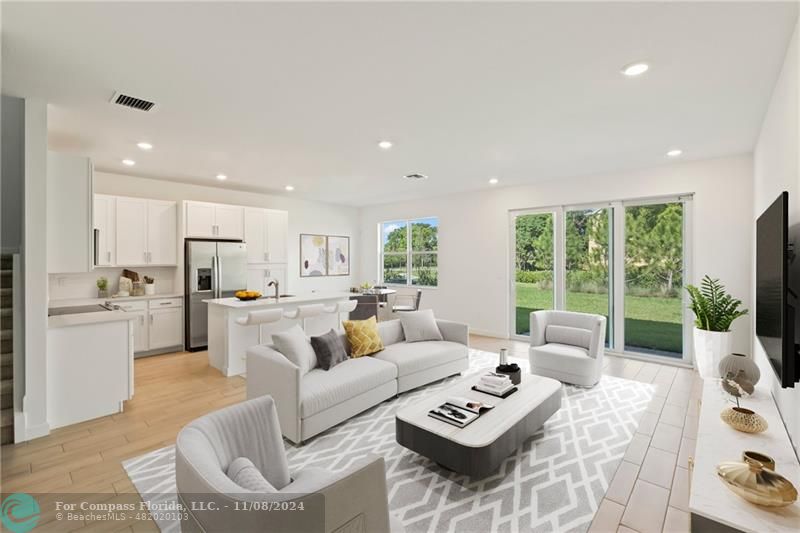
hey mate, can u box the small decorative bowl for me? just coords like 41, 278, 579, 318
717, 460, 797, 507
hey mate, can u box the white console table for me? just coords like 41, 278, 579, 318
690, 380, 800, 532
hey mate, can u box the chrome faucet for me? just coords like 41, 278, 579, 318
267, 279, 280, 301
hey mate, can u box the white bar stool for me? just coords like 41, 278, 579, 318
235, 308, 284, 344
283, 303, 325, 331
323, 300, 358, 331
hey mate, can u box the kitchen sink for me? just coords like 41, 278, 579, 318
48, 304, 114, 316
264, 294, 295, 299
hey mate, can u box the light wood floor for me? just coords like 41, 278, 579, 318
1, 336, 699, 532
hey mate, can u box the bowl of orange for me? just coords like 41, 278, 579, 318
235, 290, 262, 301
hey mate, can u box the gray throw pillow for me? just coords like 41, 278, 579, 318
227, 457, 276, 492
398, 309, 443, 343
272, 324, 317, 375
310, 329, 349, 370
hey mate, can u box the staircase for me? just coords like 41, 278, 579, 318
1, 254, 15, 444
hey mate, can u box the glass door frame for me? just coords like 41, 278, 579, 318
509, 195, 694, 366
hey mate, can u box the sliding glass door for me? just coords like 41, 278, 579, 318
565, 208, 612, 346
513, 212, 555, 336
510, 197, 691, 363
623, 202, 684, 357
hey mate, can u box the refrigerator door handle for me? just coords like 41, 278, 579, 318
211, 256, 218, 299
217, 258, 223, 299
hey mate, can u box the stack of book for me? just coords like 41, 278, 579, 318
474, 373, 516, 397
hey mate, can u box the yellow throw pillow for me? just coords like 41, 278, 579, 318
343, 316, 384, 358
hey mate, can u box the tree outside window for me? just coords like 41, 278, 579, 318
381, 218, 438, 286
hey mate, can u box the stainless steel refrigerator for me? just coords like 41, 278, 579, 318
185, 239, 248, 351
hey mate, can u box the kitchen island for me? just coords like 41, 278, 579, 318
205, 292, 352, 376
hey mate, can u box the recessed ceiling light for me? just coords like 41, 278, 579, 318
378, 140, 393, 150
136, 142, 153, 151
285, 185, 295, 191
489, 177, 499, 185
621, 62, 649, 77
216, 174, 227, 181
122, 159, 135, 166
666, 149, 683, 157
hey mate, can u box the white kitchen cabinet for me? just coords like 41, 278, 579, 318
47, 152, 94, 273
266, 210, 288, 263
131, 311, 149, 353
115, 197, 148, 265
93, 194, 116, 267
186, 201, 244, 239
147, 200, 177, 265
244, 208, 289, 264
114, 196, 177, 266
149, 307, 182, 349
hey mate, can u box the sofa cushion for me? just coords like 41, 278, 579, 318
272, 325, 317, 375
373, 341, 467, 377
343, 316, 385, 357
545, 325, 592, 350
377, 319, 405, 346
300, 357, 397, 417
531, 343, 595, 376
310, 329, 348, 370
227, 457, 276, 492
398, 309, 444, 343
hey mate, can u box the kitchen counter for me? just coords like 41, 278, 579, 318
206, 292, 353, 376
204, 292, 352, 308
48, 309, 136, 329
49, 293, 183, 308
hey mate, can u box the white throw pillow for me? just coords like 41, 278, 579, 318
398, 309, 443, 343
227, 457, 276, 492
272, 325, 317, 374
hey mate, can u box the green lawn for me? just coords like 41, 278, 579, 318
516, 283, 683, 355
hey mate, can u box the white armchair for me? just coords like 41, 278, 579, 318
528, 310, 606, 387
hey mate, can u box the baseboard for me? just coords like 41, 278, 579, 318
469, 328, 509, 339
21, 419, 50, 442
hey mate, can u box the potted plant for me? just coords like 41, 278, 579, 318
686, 275, 748, 379
96, 276, 109, 298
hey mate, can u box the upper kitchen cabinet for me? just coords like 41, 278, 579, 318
115, 196, 177, 266
47, 152, 94, 273
147, 200, 178, 265
244, 208, 288, 264
93, 194, 116, 267
185, 201, 244, 240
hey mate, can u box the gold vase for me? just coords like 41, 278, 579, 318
720, 407, 768, 433
717, 460, 798, 507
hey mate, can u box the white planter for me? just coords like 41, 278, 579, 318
144, 283, 155, 295
693, 327, 732, 379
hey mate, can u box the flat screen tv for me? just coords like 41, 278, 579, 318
756, 191, 798, 388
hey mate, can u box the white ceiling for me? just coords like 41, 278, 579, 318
2, 2, 797, 206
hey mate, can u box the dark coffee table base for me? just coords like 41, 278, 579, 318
396, 391, 562, 478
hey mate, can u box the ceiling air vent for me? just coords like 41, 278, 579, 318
403, 173, 428, 181
110, 91, 156, 112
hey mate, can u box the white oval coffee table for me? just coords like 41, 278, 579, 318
396, 372, 563, 478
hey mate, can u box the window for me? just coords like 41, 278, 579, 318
381, 217, 439, 287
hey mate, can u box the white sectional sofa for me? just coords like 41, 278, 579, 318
247, 318, 470, 443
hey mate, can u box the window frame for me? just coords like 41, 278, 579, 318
379, 217, 439, 288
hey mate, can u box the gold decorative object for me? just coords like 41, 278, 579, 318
743, 451, 775, 471
717, 460, 798, 507
720, 407, 768, 433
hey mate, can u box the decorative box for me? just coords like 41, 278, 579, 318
495, 364, 521, 385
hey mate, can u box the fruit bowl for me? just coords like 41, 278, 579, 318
235, 290, 262, 301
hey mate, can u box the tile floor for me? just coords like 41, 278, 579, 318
471, 335, 701, 533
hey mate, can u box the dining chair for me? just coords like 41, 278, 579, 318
392, 289, 423, 312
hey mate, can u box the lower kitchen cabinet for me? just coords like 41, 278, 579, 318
113, 298, 183, 356
149, 307, 182, 349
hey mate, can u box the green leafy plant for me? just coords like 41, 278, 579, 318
96, 277, 108, 290
686, 275, 748, 332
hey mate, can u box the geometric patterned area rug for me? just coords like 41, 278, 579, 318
123, 349, 653, 533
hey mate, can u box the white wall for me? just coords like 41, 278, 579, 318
360, 155, 754, 353
23, 98, 49, 440
91, 172, 360, 294
753, 18, 800, 456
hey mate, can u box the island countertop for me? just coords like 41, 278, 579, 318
204, 292, 352, 309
